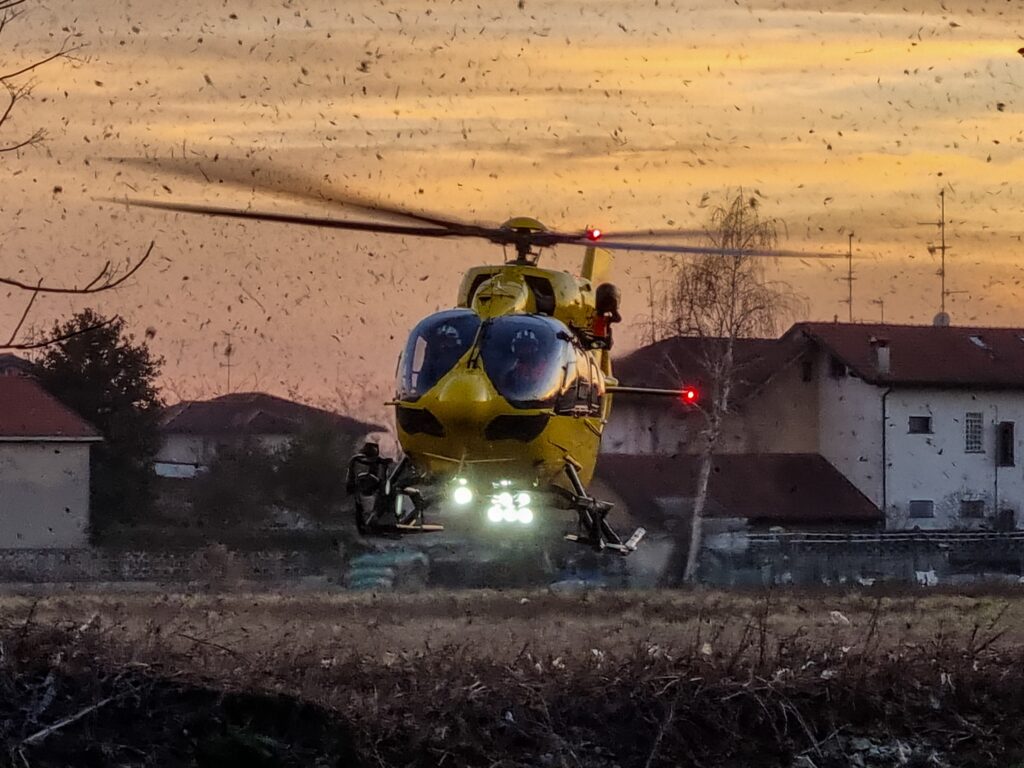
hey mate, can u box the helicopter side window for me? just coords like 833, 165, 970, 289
397, 310, 481, 400
554, 344, 579, 415
524, 276, 556, 316
589, 357, 605, 414
575, 349, 594, 410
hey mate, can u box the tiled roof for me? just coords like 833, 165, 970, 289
0, 353, 35, 376
161, 392, 385, 437
612, 336, 802, 399
791, 322, 1024, 388
0, 377, 100, 440
596, 453, 880, 529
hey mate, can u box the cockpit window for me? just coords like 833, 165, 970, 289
397, 310, 481, 400
479, 315, 572, 408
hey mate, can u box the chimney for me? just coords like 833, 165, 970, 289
870, 336, 890, 374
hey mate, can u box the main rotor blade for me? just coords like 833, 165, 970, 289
560, 240, 844, 259
104, 198, 480, 239
108, 156, 494, 235
569, 227, 708, 241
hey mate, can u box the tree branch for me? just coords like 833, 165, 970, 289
0, 315, 117, 351
5, 279, 39, 346
0, 36, 85, 83
0, 241, 154, 295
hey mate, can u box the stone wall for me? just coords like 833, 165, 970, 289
702, 531, 1024, 586
0, 546, 342, 583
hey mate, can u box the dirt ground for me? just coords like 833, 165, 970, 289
3, 587, 1024, 766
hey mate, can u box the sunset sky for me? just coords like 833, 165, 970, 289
1, 0, 1022, 420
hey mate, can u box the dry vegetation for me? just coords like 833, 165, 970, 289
4, 588, 1024, 766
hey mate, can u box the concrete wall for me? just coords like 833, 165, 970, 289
702, 531, 1024, 587
884, 389, 1024, 530
817, 349, 885, 506
601, 399, 692, 455
0, 442, 90, 548
602, 358, 818, 456
0, 547, 341, 583
725, 358, 818, 454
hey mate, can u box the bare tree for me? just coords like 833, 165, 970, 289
0, 0, 84, 153
660, 191, 802, 584
1, 1, 150, 350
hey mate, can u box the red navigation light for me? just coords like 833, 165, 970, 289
681, 386, 699, 405
586, 227, 602, 241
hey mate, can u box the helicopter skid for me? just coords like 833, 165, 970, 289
559, 462, 643, 556
564, 527, 645, 555
362, 521, 445, 537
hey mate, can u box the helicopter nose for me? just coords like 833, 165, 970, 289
431, 369, 497, 426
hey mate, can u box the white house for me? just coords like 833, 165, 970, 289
793, 322, 1024, 530
156, 391, 384, 478
0, 376, 101, 547
604, 321, 1024, 532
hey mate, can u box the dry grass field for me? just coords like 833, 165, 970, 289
3, 588, 1024, 766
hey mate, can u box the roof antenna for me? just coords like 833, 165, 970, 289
220, 331, 235, 393
838, 231, 855, 322
870, 297, 885, 323
919, 189, 952, 326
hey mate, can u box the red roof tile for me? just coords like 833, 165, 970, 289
596, 453, 880, 528
790, 322, 1024, 388
161, 392, 384, 436
0, 377, 100, 440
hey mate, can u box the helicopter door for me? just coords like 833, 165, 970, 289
574, 348, 600, 415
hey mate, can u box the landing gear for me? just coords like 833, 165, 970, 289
347, 446, 443, 537
560, 462, 644, 555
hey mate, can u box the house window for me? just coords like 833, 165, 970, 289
908, 416, 932, 434
908, 500, 935, 518
960, 499, 985, 518
964, 412, 984, 453
801, 358, 813, 383
829, 356, 846, 378
998, 422, 1015, 467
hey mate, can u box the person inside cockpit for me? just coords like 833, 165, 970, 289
504, 328, 546, 390
419, 323, 464, 389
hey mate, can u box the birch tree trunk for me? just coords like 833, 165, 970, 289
682, 440, 715, 583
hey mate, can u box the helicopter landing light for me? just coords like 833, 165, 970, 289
486, 487, 535, 525
452, 485, 474, 506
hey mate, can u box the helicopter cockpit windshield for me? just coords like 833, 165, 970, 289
397, 309, 481, 399
479, 315, 571, 408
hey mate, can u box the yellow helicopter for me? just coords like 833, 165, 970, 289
117, 183, 827, 554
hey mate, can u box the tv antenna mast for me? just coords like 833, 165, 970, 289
838, 232, 855, 322
919, 189, 951, 316
220, 331, 235, 393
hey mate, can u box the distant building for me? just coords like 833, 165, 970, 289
605, 335, 813, 456
155, 392, 385, 478
603, 321, 1024, 532
791, 322, 1024, 531
0, 377, 100, 548
0, 353, 35, 377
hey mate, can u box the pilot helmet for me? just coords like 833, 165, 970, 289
435, 323, 461, 346
511, 328, 540, 358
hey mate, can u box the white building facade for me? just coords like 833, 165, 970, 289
0, 377, 100, 548
608, 323, 1024, 532
801, 323, 1024, 530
